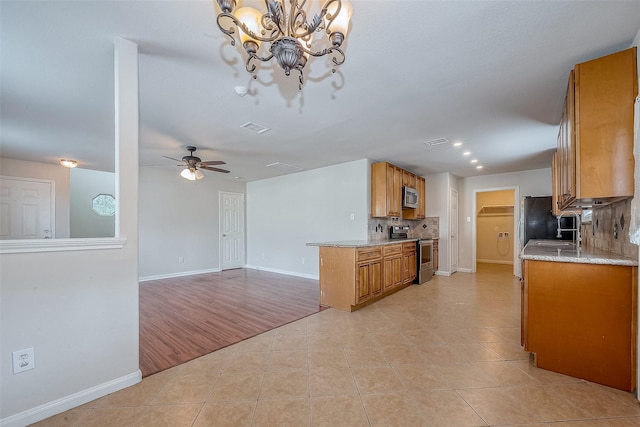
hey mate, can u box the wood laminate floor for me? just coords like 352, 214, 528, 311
139, 268, 323, 377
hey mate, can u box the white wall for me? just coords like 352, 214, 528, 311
425, 172, 457, 274
138, 167, 245, 279
70, 168, 116, 238
0, 158, 71, 238
457, 168, 552, 271
0, 37, 140, 426
246, 159, 369, 278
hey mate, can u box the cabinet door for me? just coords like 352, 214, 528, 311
558, 70, 576, 209
416, 176, 425, 219
433, 240, 439, 272
356, 263, 370, 303
574, 47, 636, 201
370, 261, 382, 296
388, 164, 402, 216
402, 170, 416, 188
551, 150, 561, 216
383, 255, 402, 291
402, 243, 417, 283
402, 252, 416, 283
357, 261, 381, 303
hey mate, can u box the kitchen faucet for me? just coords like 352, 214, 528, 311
556, 211, 581, 246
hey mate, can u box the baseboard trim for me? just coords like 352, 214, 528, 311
139, 268, 221, 282
457, 268, 473, 273
245, 265, 318, 280
477, 259, 514, 265
0, 370, 141, 427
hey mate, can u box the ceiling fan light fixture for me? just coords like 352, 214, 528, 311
215, 0, 352, 89
60, 159, 78, 168
181, 167, 204, 181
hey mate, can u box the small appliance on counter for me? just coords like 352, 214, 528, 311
389, 225, 409, 240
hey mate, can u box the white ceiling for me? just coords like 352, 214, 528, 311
2, 1, 639, 182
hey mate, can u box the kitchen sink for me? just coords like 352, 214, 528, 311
533, 241, 574, 247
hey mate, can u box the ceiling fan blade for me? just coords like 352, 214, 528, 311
200, 165, 230, 173
162, 155, 183, 163
198, 160, 226, 166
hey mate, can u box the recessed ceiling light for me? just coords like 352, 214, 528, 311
471, 159, 478, 163
476, 165, 483, 169
453, 141, 463, 147
463, 151, 471, 156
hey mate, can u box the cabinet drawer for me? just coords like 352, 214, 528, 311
357, 247, 382, 262
383, 244, 402, 257
402, 242, 416, 254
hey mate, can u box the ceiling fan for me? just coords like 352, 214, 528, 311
163, 146, 229, 180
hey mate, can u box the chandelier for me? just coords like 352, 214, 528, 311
215, 0, 352, 89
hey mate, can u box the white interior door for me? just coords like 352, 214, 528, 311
220, 191, 245, 270
0, 176, 54, 239
450, 188, 458, 273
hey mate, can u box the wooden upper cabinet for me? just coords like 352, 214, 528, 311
557, 47, 637, 209
402, 170, 417, 188
372, 162, 425, 219
551, 151, 561, 216
371, 162, 402, 217
558, 70, 576, 208
371, 162, 402, 218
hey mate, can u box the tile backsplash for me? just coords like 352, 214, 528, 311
368, 217, 439, 241
580, 198, 638, 259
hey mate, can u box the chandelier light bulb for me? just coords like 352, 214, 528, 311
327, 0, 352, 37
235, 7, 262, 45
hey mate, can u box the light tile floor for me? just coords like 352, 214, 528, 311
33, 264, 640, 426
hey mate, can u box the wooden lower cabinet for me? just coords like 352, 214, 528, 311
319, 242, 416, 311
383, 244, 403, 291
433, 239, 439, 273
522, 259, 637, 391
357, 260, 381, 303
402, 242, 417, 284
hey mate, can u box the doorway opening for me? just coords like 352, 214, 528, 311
473, 187, 519, 276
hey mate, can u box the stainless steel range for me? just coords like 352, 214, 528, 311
416, 239, 434, 284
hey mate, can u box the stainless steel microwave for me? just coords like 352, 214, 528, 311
402, 186, 418, 209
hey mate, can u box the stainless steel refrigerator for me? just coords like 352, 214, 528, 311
519, 196, 575, 248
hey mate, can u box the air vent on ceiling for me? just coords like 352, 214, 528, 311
240, 121, 271, 134
266, 162, 304, 173
423, 137, 450, 148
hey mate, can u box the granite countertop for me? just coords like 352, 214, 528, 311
306, 238, 419, 248
520, 239, 638, 266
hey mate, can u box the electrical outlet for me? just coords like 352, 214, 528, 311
13, 347, 35, 374
504, 232, 509, 239
301, 257, 305, 264
178, 256, 184, 264
498, 232, 503, 239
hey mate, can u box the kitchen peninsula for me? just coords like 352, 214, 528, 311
307, 239, 418, 312
520, 240, 638, 391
